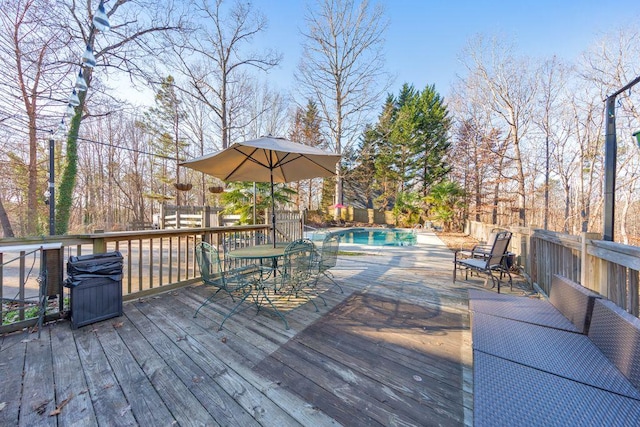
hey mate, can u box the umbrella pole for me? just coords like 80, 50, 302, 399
271, 177, 276, 248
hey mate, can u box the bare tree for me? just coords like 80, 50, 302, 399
461, 36, 537, 226
297, 0, 389, 218
180, 92, 217, 206
451, 68, 508, 226
240, 81, 290, 140
0, 0, 72, 236
172, 0, 282, 149
578, 28, 640, 239
534, 56, 568, 229
55, 0, 187, 234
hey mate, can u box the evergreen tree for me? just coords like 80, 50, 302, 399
348, 126, 377, 209
409, 84, 451, 196
372, 96, 400, 210
356, 84, 451, 215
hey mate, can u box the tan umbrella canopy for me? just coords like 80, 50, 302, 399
181, 135, 341, 246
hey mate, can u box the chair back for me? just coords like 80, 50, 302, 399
196, 241, 225, 287
485, 231, 512, 267
318, 233, 340, 271
282, 239, 315, 287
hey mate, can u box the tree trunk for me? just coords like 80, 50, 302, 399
513, 136, 527, 227
620, 189, 632, 245
27, 115, 38, 235
335, 165, 343, 220
55, 95, 84, 235
563, 183, 570, 233
0, 198, 15, 237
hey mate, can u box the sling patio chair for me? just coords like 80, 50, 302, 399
458, 228, 507, 260
194, 241, 258, 330
453, 231, 513, 293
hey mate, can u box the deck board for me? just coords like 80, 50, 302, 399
0, 233, 480, 426
21, 334, 56, 426
101, 323, 178, 426
128, 297, 279, 426
49, 323, 97, 427
0, 331, 28, 426
73, 325, 138, 426
255, 291, 466, 426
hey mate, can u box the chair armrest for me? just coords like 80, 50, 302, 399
471, 244, 492, 255
454, 249, 473, 262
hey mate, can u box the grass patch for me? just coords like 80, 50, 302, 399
338, 251, 370, 256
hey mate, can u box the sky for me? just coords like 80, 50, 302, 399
247, 0, 640, 99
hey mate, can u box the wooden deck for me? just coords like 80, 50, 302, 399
0, 233, 496, 427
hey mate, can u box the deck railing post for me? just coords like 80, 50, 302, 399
93, 236, 106, 254
580, 232, 600, 291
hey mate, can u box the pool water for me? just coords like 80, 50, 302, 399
329, 228, 417, 247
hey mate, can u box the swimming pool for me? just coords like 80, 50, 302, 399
314, 228, 417, 247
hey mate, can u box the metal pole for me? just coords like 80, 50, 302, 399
602, 74, 640, 241
253, 182, 256, 225
49, 136, 55, 235
603, 96, 616, 241
271, 178, 276, 247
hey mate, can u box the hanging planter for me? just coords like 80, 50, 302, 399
174, 183, 192, 191
208, 185, 224, 194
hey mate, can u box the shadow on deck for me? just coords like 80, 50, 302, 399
0, 234, 513, 426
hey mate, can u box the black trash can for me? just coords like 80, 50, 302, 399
65, 251, 123, 329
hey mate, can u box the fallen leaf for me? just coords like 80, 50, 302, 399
49, 393, 74, 417
0, 402, 7, 411
120, 405, 131, 416
176, 336, 186, 341
113, 322, 123, 328
32, 399, 50, 415
221, 337, 227, 343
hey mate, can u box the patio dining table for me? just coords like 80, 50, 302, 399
227, 242, 288, 260
227, 242, 289, 278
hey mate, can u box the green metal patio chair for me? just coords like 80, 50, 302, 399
194, 241, 257, 330
254, 238, 324, 329
312, 232, 344, 293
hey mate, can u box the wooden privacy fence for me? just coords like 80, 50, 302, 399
337, 207, 395, 225
466, 220, 640, 316
0, 215, 304, 334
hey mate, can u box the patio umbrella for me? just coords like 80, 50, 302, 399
181, 135, 341, 246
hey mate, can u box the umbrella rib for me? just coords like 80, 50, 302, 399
276, 153, 337, 180
224, 146, 266, 180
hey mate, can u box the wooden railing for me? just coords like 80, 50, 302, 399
0, 221, 304, 333
466, 220, 640, 316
